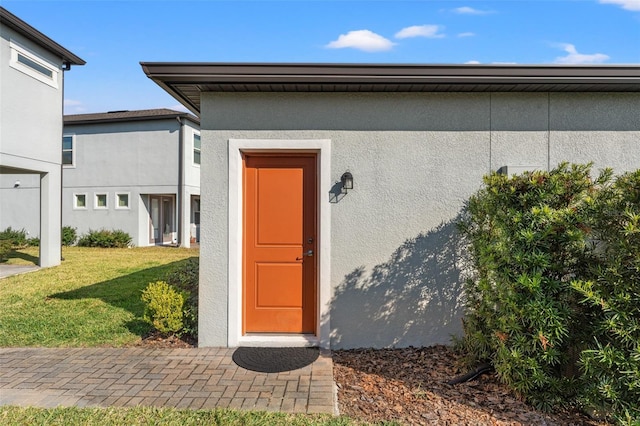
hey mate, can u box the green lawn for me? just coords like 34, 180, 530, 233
0, 246, 198, 347
0, 406, 378, 426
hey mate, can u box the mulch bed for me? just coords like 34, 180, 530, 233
136, 337, 607, 425
333, 346, 608, 426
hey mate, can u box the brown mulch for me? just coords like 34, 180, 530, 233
136, 337, 607, 425
133, 331, 197, 349
333, 346, 608, 426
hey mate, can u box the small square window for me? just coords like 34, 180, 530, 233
74, 193, 87, 209
116, 193, 130, 209
95, 193, 108, 209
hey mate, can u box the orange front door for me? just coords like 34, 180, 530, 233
243, 154, 317, 334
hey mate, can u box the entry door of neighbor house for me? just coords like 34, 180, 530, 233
149, 195, 174, 245
243, 154, 317, 334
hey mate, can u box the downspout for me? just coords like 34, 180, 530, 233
177, 116, 184, 246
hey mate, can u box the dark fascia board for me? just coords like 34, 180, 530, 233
140, 62, 640, 114
141, 62, 640, 82
1, 6, 85, 66
64, 109, 200, 126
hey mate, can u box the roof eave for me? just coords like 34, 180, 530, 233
1, 7, 85, 66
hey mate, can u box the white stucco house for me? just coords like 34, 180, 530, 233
62, 109, 201, 247
142, 63, 640, 350
0, 7, 84, 267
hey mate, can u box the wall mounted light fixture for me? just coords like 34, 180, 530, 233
14, 180, 20, 188
341, 172, 353, 193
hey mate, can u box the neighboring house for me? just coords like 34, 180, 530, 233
62, 109, 201, 248
142, 63, 640, 350
0, 7, 84, 267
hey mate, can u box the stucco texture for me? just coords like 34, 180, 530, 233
199, 91, 639, 350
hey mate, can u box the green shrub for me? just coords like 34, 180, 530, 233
141, 281, 186, 335
0, 239, 12, 262
0, 227, 28, 248
62, 226, 77, 246
164, 258, 199, 338
571, 170, 640, 423
77, 229, 132, 248
26, 237, 39, 247
457, 163, 609, 410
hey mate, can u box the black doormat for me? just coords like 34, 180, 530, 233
232, 347, 319, 373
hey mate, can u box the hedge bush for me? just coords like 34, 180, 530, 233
141, 281, 186, 335
62, 226, 78, 246
77, 229, 132, 248
164, 257, 199, 339
457, 163, 639, 423
571, 170, 640, 423
0, 227, 28, 248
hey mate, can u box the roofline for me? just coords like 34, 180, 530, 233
1, 6, 85, 66
64, 110, 200, 126
141, 62, 640, 114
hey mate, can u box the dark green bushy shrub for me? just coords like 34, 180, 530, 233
0, 227, 28, 248
457, 163, 609, 410
571, 170, 640, 423
77, 229, 132, 248
164, 257, 199, 339
141, 281, 186, 334
62, 226, 77, 246
0, 240, 12, 262
458, 163, 640, 423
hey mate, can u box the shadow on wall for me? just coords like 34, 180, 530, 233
328, 217, 467, 349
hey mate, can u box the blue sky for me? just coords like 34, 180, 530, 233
4, 0, 639, 114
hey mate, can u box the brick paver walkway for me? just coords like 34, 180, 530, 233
0, 347, 336, 414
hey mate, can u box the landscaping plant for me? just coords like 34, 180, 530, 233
141, 280, 186, 335
571, 170, 640, 423
164, 257, 199, 338
62, 226, 78, 246
77, 229, 132, 248
457, 163, 640, 424
457, 163, 608, 410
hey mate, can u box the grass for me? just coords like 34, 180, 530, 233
0, 406, 382, 426
0, 246, 198, 347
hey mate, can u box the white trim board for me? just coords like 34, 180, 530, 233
228, 139, 332, 349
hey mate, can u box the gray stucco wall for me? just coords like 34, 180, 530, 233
199, 91, 640, 349
63, 119, 182, 246
1, 24, 64, 267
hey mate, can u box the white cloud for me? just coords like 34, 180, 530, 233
599, 0, 640, 11
64, 99, 86, 114
395, 25, 445, 39
554, 43, 610, 64
326, 30, 395, 52
454, 6, 492, 15
465, 60, 481, 64
458, 32, 476, 38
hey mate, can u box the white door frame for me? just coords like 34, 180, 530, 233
228, 139, 332, 348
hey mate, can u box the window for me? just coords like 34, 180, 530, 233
9, 40, 58, 88
62, 135, 74, 166
95, 193, 108, 209
116, 193, 130, 209
74, 193, 87, 210
193, 133, 201, 165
